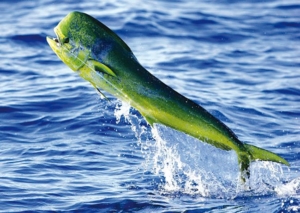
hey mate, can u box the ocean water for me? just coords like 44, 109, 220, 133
0, 0, 299, 212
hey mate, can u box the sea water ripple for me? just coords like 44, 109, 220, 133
0, 0, 299, 212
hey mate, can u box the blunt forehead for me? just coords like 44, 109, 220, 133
58, 12, 131, 57
66, 12, 98, 32
64, 15, 100, 40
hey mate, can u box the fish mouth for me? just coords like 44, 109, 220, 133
53, 37, 60, 46
50, 37, 60, 47
53, 27, 62, 46
46, 27, 62, 48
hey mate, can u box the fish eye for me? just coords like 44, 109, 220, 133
62, 37, 69, 44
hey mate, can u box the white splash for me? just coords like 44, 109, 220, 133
275, 177, 300, 196
151, 123, 239, 198
114, 101, 147, 144
113, 101, 288, 198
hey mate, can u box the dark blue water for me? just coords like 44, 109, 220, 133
1, 0, 299, 212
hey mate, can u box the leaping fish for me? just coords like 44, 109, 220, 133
46, 11, 289, 182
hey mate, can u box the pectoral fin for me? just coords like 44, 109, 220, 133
89, 59, 117, 77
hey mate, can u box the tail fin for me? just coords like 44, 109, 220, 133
244, 144, 290, 166
238, 152, 251, 183
238, 144, 289, 184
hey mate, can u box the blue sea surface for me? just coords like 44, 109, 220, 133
0, 0, 299, 212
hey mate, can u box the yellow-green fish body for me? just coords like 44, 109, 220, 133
47, 11, 289, 182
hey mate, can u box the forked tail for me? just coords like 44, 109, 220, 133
238, 143, 289, 183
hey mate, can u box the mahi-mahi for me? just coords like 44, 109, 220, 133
46, 11, 289, 182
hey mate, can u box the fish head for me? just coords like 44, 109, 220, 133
47, 12, 90, 71
47, 11, 139, 98
47, 11, 134, 73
